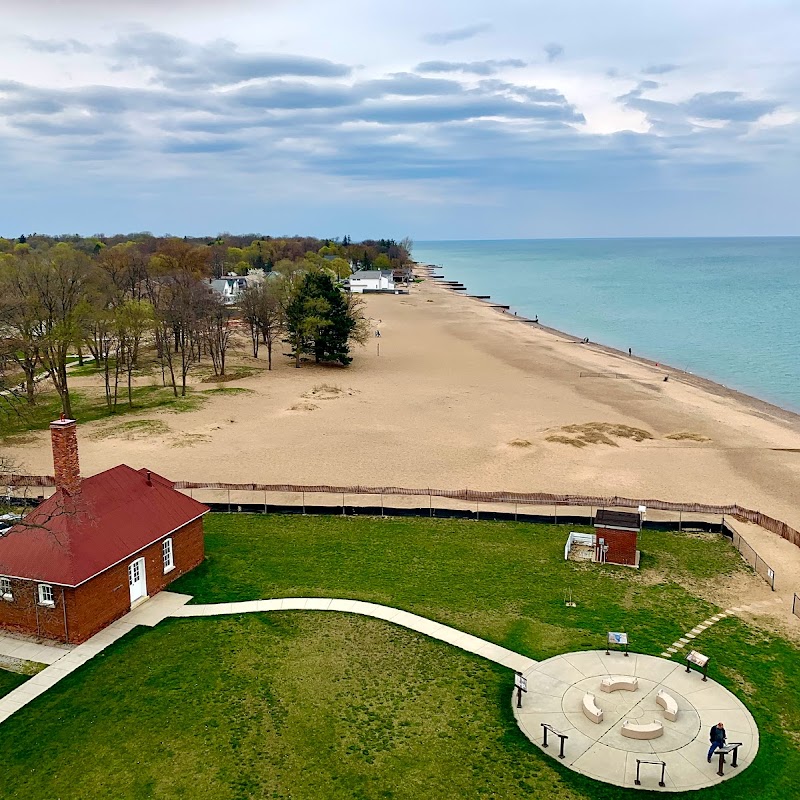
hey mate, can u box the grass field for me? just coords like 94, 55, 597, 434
1, 514, 798, 799
0, 385, 205, 442
0, 668, 28, 699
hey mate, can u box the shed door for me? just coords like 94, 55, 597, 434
128, 557, 147, 604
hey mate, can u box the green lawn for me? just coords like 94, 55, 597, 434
0, 669, 28, 699
1, 514, 798, 799
0, 385, 205, 442
175, 515, 746, 660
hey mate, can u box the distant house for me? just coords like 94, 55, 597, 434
0, 419, 208, 643
347, 270, 398, 294
393, 265, 414, 285
210, 275, 248, 305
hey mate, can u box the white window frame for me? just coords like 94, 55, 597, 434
162, 537, 175, 573
38, 583, 54, 607
0, 577, 12, 601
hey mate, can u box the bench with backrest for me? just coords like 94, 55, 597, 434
656, 689, 678, 721
622, 720, 664, 739
582, 692, 603, 723
601, 676, 639, 693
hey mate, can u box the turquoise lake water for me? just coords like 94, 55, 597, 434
414, 238, 800, 412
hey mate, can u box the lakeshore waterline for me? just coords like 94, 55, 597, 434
414, 238, 800, 412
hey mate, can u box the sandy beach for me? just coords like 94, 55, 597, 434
6, 268, 800, 608
8, 269, 800, 517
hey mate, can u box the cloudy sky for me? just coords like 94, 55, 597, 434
1, 0, 798, 239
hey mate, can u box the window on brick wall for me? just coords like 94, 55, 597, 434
0, 577, 12, 601
162, 538, 174, 573
38, 584, 54, 606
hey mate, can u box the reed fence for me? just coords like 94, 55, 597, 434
7, 474, 800, 547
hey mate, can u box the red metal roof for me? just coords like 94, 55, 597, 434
0, 465, 209, 586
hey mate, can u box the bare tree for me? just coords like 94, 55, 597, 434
25, 246, 93, 417
202, 295, 233, 377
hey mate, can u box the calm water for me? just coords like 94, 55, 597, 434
414, 238, 800, 411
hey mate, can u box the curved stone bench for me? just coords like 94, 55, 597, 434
601, 676, 639, 693
656, 689, 678, 721
582, 692, 603, 723
621, 720, 664, 740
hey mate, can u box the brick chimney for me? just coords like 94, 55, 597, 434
50, 417, 81, 496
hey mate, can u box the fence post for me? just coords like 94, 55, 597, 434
381, 492, 384, 518
302, 490, 305, 515
554, 504, 557, 524
429, 490, 432, 518
342, 492, 346, 516
678, 510, 682, 531
227, 489, 231, 514
264, 491, 267, 515
476, 500, 480, 521
515, 502, 518, 522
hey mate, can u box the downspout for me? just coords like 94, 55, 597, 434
61, 586, 69, 643
33, 581, 40, 638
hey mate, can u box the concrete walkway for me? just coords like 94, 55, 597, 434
0, 591, 191, 725
171, 598, 536, 673
0, 593, 535, 727
0, 633, 72, 666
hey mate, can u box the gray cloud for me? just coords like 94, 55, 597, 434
107, 30, 352, 88
683, 91, 779, 122
20, 36, 92, 54
642, 63, 679, 75
544, 43, 564, 62
423, 23, 492, 45
415, 59, 527, 76
359, 73, 464, 97
162, 137, 248, 154
620, 83, 780, 129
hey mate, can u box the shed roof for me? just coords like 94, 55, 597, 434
0, 465, 209, 586
594, 509, 641, 530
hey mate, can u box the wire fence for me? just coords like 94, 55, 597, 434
9, 474, 800, 540
6, 475, 792, 593
726, 524, 776, 591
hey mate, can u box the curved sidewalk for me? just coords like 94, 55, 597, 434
0, 593, 535, 728
171, 597, 536, 673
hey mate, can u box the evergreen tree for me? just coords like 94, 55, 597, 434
284, 270, 355, 366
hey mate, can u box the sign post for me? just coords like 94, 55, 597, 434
685, 649, 710, 681
515, 671, 528, 709
540, 723, 568, 759
606, 631, 629, 657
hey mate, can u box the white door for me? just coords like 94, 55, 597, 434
128, 557, 146, 604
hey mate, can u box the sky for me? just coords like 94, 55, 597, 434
0, 0, 798, 240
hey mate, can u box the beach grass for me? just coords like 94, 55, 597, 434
0, 514, 796, 799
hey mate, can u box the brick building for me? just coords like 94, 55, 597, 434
0, 418, 208, 643
593, 509, 641, 567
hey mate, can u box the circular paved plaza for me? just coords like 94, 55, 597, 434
513, 650, 758, 792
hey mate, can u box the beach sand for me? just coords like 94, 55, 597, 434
5, 272, 800, 616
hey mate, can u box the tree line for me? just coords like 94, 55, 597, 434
0, 234, 412, 419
